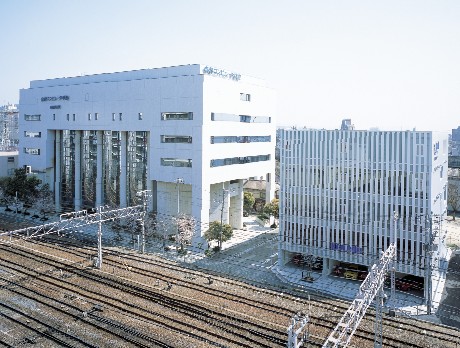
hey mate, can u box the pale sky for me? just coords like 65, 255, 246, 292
1, 0, 459, 132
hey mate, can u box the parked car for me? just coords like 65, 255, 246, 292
344, 264, 359, 280
396, 275, 424, 291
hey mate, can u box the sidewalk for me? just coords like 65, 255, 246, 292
271, 264, 441, 318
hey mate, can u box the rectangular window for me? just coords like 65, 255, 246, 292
211, 113, 271, 123
53, 114, 56, 121
7, 168, 15, 175
67, 114, 70, 121
161, 135, 192, 143
210, 154, 270, 167
161, 112, 193, 121
211, 135, 271, 144
161, 158, 192, 167
119, 113, 122, 121
138, 112, 143, 120
7, 157, 14, 163
95, 113, 99, 120
24, 131, 41, 138
240, 93, 251, 101
88, 113, 92, 121
73, 114, 76, 121
112, 113, 116, 121
24, 148, 40, 155
24, 114, 41, 121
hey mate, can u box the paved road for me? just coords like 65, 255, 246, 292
192, 231, 284, 288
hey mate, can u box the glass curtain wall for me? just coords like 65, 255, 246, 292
103, 131, 121, 207
127, 131, 148, 205
82, 131, 97, 209
61, 130, 75, 212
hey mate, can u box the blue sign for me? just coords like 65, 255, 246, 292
41, 96, 69, 102
330, 242, 363, 254
203, 66, 241, 81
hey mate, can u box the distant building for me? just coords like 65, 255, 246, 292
279, 128, 448, 304
451, 127, 460, 156
452, 126, 460, 142
0, 104, 19, 151
243, 179, 279, 211
19, 64, 276, 239
340, 119, 354, 131
0, 151, 18, 177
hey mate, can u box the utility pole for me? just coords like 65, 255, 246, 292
96, 205, 103, 269
287, 312, 309, 348
219, 184, 225, 250
426, 213, 435, 315
137, 190, 150, 254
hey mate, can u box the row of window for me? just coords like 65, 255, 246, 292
25, 112, 187, 122
24, 148, 269, 168
160, 154, 271, 168
210, 154, 270, 167
22, 131, 270, 146
211, 135, 271, 144
25, 111, 271, 124
160, 135, 271, 144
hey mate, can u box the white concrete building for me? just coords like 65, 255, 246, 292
279, 129, 448, 301
19, 64, 276, 238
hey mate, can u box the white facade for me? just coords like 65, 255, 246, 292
19, 64, 276, 239
279, 129, 448, 299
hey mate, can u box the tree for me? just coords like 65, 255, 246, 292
174, 213, 196, 253
4, 168, 41, 203
263, 198, 279, 219
31, 184, 54, 219
204, 221, 233, 249
0, 183, 13, 209
448, 182, 460, 221
243, 192, 255, 215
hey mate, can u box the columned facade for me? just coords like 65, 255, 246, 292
19, 64, 276, 240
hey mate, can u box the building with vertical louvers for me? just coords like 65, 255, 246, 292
279, 128, 448, 303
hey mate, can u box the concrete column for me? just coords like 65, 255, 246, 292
74, 130, 82, 211
265, 172, 275, 203
54, 130, 61, 212
229, 179, 244, 229
96, 131, 103, 207
120, 131, 127, 208
322, 257, 333, 276
191, 182, 210, 248
222, 181, 230, 225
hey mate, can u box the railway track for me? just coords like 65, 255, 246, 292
1, 235, 459, 347
39, 235, 460, 346
0, 244, 287, 347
